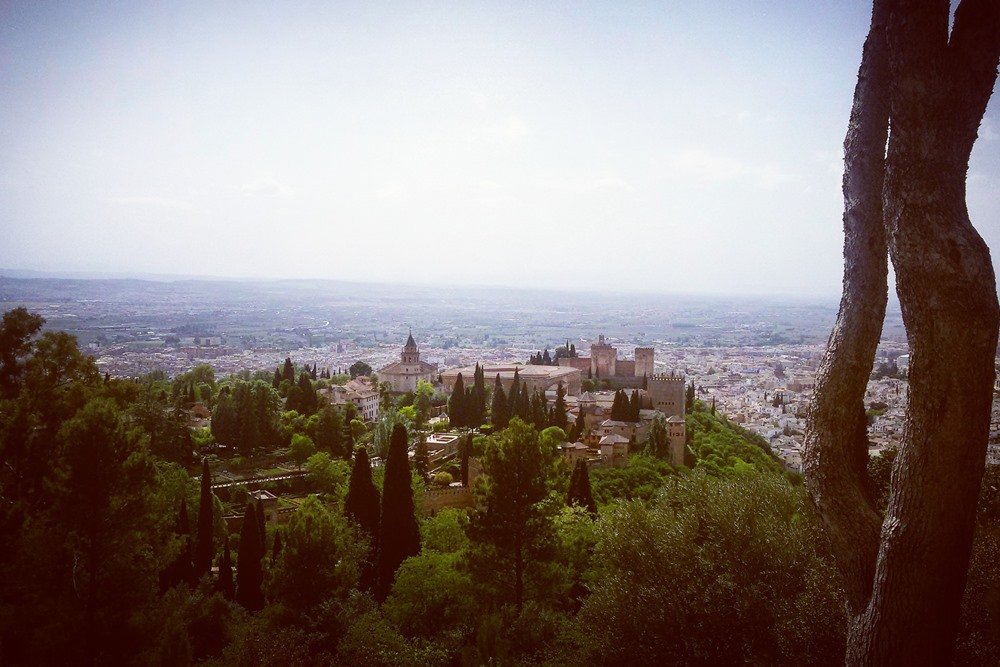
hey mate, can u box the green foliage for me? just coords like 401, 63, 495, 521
383, 551, 476, 640
448, 373, 466, 428
350, 361, 373, 378
268, 495, 364, 613
421, 509, 469, 554
315, 404, 347, 458
579, 471, 846, 666
589, 455, 675, 504
212, 380, 281, 455
0, 306, 44, 398
376, 424, 421, 602
235, 503, 264, 611
305, 451, 350, 496
373, 410, 407, 460
344, 447, 380, 591
194, 458, 215, 578
289, 433, 316, 471
687, 409, 782, 475
490, 375, 508, 429
566, 460, 598, 516
550, 381, 568, 431
466, 419, 559, 611
645, 413, 670, 459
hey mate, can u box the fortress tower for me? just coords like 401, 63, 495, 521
647, 373, 686, 418
634, 347, 655, 378
590, 335, 617, 378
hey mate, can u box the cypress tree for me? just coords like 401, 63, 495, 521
194, 458, 215, 579
552, 382, 568, 431
610, 391, 622, 421
343, 416, 355, 454
474, 364, 487, 418
567, 459, 598, 517
415, 437, 430, 481
217, 534, 234, 600
375, 424, 420, 602
160, 498, 194, 591
509, 368, 521, 408
491, 375, 508, 429
345, 447, 381, 592
516, 383, 530, 422
629, 390, 641, 422
236, 503, 264, 611
570, 343, 576, 357
542, 349, 552, 365
575, 408, 587, 439
449, 373, 466, 428
255, 500, 267, 562
272, 530, 283, 565
310, 363, 318, 381
298, 371, 317, 416
272, 368, 281, 389
530, 389, 548, 430
282, 357, 295, 383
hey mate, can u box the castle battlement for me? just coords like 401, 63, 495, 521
649, 373, 685, 381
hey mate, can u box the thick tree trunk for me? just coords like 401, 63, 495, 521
807, 0, 999, 663
803, 0, 890, 614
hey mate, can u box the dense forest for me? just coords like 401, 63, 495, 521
1, 308, 998, 665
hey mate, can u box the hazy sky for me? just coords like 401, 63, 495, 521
1, 1, 998, 296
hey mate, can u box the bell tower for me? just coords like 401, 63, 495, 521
401, 332, 420, 365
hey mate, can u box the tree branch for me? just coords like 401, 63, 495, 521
948, 0, 1000, 160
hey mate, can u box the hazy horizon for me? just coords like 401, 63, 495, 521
2, 1, 998, 297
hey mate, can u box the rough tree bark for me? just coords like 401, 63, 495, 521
805, 0, 999, 664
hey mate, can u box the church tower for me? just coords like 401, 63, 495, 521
401, 332, 420, 365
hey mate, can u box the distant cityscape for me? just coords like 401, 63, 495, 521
5, 273, 988, 471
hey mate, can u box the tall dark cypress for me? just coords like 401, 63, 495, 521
516, 383, 530, 422
491, 375, 507, 429
345, 447, 381, 592
255, 500, 267, 562
415, 437, 430, 481
509, 368, 521, 414
449, 373, 466, 428
629, 390, 641, 422
160, 498, 195, 591
343, 416, 355, 454
567, 459, 598, 517
272, 530, 283, 565
375, 424, 420, 602
194, 458, 215, 578
272, 368, 281, 388
474, 363, 486, 419
530, 389, 547, 430
552, 382, 568, 431
575, 408, 586, 439
217, 534, 234, 600
610, 390, 624, 421
282, 357, 295, 383
236, 504, 264, 611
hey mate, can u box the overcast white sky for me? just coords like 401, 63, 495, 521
1, 1, 997, 296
